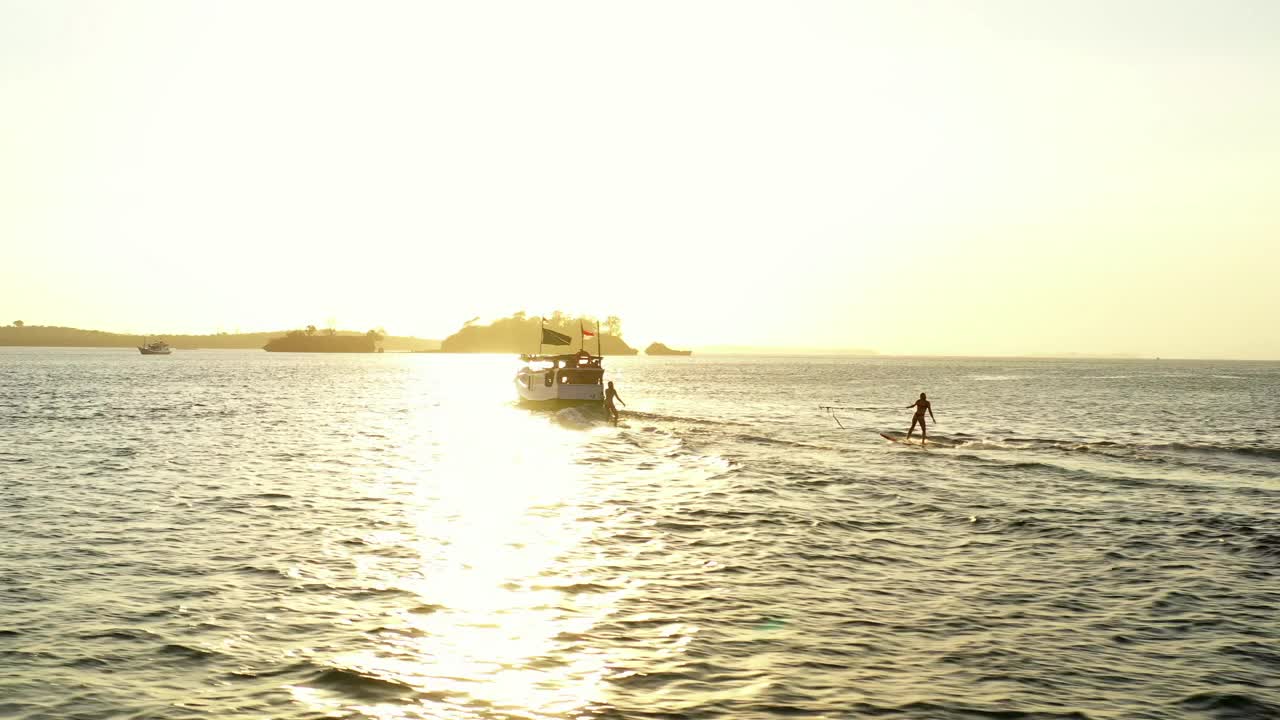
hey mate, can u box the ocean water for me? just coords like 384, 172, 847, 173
2, 348, 1279, 720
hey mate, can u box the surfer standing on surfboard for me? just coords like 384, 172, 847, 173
905, 393, 935, 445
604, 381, 625, 425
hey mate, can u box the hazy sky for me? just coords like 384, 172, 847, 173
3, 1, 1277, 358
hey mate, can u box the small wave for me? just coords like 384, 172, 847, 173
371, 624, 428, 639
1179, 691, 1280, 717
993, 460, 1061, 470
850, 700, 1091, 718
1151, 442, 1280, 462
158, 642, 220, 662
305, 667, 418, 701
1251, 534, 1280, 558
225, 660, 317, 682
734, 434, 824, 450
532, 581, 613, 594
552, 406, 609, 429
981, 514, 1082, 539
232, 563, 288, 578
158, 587, 219, 601
67, 655, 117, 669
1219, 641, 1280, 669
347, 585, 418, 601
609, 670, 687, 690
945, 436, 1280, 466
78, 628, 161, 643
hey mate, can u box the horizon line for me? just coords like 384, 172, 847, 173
1, 345, 1275, 363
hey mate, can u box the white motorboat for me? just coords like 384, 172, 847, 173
514, 351, 604, 407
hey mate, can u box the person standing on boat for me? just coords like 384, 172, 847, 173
604, 381, 625, 425
905, 392, 935, 444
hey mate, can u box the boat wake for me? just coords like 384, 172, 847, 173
550, 405, 611, 429
944, 436, 1280, 463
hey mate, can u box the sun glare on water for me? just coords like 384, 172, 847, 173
289, 355, 635, 718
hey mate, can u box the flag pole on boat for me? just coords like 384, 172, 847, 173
577, 319, 602, 356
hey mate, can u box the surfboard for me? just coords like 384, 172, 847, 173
880, 432, 948, 448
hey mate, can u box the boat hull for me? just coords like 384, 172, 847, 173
516, 396, 603, 410
515, 376, 602, 404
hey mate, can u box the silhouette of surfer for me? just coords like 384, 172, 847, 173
603, 381, 625, 425
905, 392, 935, 445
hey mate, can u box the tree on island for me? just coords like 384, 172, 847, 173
12, 321, 23, 328
306, 325, 317, 336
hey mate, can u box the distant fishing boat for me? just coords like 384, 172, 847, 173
138, 338, 172, 355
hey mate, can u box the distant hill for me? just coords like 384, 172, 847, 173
1025, 352, 1146, 359
439, 312, 638, 355
0, 325, 440, 352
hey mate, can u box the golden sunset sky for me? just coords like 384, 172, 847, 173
3, 1, 1277, 358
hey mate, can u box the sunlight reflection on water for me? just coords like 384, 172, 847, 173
290, 355, 636, 718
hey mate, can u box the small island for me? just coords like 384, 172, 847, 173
439, 312, 638, 355
645, 342, 692, 356
264, 327, 383, 353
